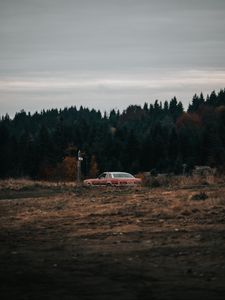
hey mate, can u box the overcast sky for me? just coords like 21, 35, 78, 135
0, 0, 225, 116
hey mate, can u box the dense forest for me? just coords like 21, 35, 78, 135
0, 89, 225, 180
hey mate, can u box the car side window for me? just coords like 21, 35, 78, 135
99, 173, 106, 179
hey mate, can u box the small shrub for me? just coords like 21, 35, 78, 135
151, 178, 161, 188
142, 175, 171, 188
181, 209, 192, 216
191, 192, 208, 201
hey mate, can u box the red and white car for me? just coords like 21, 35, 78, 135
83, 172, 141, 186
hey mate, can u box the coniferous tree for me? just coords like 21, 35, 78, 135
0, 88, 225, 178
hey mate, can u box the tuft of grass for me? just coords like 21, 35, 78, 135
191, 192, 208, 201
141, 173, 225, 189
142, 175, 171, 188
0, 178, 78, 191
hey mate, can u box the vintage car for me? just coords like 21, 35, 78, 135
83, 172, 141, 186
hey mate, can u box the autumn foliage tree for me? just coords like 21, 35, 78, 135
39, 156, 77, 181
89, 155, 99, 178
58, 156, 77, 181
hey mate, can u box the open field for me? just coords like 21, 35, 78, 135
0, 179, 225, 299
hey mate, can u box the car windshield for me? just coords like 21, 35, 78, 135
99, 173, 106, 179
112, 173, 134, 178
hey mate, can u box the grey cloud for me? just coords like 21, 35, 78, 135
0, 0, 225, 115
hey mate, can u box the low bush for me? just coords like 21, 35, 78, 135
191, 192, 208, 201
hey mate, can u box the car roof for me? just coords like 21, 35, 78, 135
108, 172, 131, 174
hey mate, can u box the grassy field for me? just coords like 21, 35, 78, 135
0, 179, 225, 299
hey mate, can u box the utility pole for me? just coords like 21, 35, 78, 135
77, 150, 83, 184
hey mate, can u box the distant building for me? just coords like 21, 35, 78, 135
193, 166, 216, 176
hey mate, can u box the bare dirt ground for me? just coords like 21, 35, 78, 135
0, 180, 225, 300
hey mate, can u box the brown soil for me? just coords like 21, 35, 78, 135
0, 183, 225, 300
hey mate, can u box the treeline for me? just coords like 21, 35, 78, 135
0, 89, 225, 180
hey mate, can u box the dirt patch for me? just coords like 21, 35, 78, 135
0, 183, 225, 299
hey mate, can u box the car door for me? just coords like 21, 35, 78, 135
97, 173, 108, 185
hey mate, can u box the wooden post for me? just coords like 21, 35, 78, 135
77, 150, 83, 184
77, 150, 81, 184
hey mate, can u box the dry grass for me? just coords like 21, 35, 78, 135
142, 174, 225, 188
0, 177, 224, 225
0, 178, 77, 191
0, 179, 225, 299
1, 173, 224, 191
